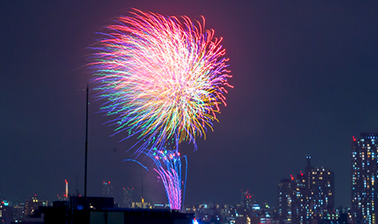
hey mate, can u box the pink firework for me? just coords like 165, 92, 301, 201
91, 9, 232, 155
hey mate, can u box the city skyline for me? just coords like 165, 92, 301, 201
0, 144, 366, 209
1, 0, 378, 209
1, 135, 372, 223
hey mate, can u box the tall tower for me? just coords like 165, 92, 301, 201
305, 154, 312, 188
240, 190, 253, 210
102, 181, 114, 198
25, 195, 42, 217
65, 179, 69, 201
277, 174, 306, 224
306, 167, 334, 221
351, 133, 378, 224
278, 179, 294, 223
123, 187, 134, 208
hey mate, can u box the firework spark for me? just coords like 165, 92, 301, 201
90, 9, 232, 155
150, 148, 187, 210
91, 9, 231, 210
123, 137, 187, 210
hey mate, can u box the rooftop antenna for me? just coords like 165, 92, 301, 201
76, 173, 79, 196
84, 83, 89, 208
141, 175, 144, 206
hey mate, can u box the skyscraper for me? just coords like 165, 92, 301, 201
25, 196, 42, 217
240, 189, 253, 210
277, 155, 335, 224
102, 181, 114, 198
0, 200, 13, 224
351, 133, 378, 224
122, 187, 134, 208
306, 167, 334, 221
278, 179, 294, 223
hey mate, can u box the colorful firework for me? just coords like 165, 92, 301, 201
90, 9, 232, 156
123, 137, 187, 210
149, 147, 187, 210
91, 9, 231, 210
124, 137, 187, 210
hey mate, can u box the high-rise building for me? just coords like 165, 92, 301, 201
278, 179, 294, 223
306, 167, 334, 221
122, 187, 134, 208
102, 181, 114, 198
351, 133, 378, 224
277, 173, 305, 223
240, 189, 253, 210
277, 155, 335, 224
25, 196, 42, 217
0, 200, 13, 224
12, 203, 25, 223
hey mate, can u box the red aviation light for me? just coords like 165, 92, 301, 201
353, 136, 356, 141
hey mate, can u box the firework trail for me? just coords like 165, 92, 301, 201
90, 9, 231, 210
124, 137, 187, 210
149, 147, 187, 210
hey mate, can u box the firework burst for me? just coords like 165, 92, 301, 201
90, 9, 232, 155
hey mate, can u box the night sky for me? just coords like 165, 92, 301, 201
1, 1, 378, 208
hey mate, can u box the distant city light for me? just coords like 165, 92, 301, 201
252, 205, 260, 210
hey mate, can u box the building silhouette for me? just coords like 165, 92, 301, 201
41, 196, 195, 224
0, 200, 13, 224
240, 189, 253, 210
278, 178, 294, 223
102, 181, 114, 198
12, 202, 25, 223
351, 133, 378, 224
25, 196, 42, 217
122, 187, 134, 208
277, 155, 335, 224
305, 166, 334, 222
